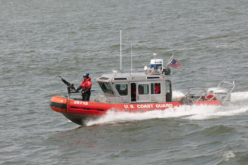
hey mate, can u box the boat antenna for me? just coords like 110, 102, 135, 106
153, 53, 156, 70
120, 30, 122, 73
131, 44, 132, 74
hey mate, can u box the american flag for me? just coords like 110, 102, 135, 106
168, 59, 181, 68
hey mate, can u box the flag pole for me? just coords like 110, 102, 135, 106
131, 44, 132, 74
153, 53, 157, 70
166, 51, 174, 66
120, 30, 122, 72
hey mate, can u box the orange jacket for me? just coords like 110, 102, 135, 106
80, 77, 92, 90
155, 84, 160, 94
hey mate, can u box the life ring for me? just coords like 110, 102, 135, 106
206, 95, 216, 101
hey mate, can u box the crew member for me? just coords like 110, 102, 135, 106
76, 73, 92, 101
131, 83, 136, 101
155, 83, 160, 94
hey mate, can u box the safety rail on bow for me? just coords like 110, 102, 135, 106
217, 80, 235, 104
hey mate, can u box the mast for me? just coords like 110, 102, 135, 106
131, 44, 132, 74
153, 53, 156, 70
120, 30, 122, 72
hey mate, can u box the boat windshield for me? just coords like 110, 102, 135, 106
166, 80, 172, 102
115, 84, 128, 96
138, 84, 149, 95
98, 82, 114, 94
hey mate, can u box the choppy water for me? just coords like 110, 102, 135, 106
1, 0, 248, 164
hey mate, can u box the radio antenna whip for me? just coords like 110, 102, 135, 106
153, 53, 157, 70
120, 30, 122, 72
131, 44, 132, 74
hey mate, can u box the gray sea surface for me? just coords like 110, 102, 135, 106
1, 0, 248, 164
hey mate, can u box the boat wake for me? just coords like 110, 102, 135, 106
84, 91, 248, 126
231, 91, 248, 102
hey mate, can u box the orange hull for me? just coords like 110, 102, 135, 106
50, 95, 221, 125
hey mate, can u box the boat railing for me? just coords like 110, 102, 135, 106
184, 88, 207, 97
178, 88, 208, 105
217, 80, 235, 104
180, 80, 235, 105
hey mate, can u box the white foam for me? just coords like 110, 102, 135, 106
84, 91, 248, 126
231, 92, 248, 102
185, 105, 248, 120
172, 91, 184, 100
85, 104, 248, 126
221, 151, 235, 161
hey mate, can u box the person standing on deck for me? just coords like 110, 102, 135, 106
75, 73, 92, 101
155, 83, 160, 94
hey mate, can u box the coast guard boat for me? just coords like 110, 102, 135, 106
50, 55, 235, 125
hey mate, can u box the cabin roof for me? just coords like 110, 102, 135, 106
96, 72, 168, 82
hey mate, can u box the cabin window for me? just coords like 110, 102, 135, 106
99, 77, 109, 80
114, 78, 127, 80
115, 84, 128, 96
147, 77, 160, 79
131, 83, 136, 101
98, 82, 114, 94
166, 81, 171, 93
165, 80, 172, 102
151, 83, 161, 94
138, 84, 149, 95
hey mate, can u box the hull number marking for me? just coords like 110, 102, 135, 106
74, 101, 88, 105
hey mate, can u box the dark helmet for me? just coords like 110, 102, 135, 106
83, 73, 89, 78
